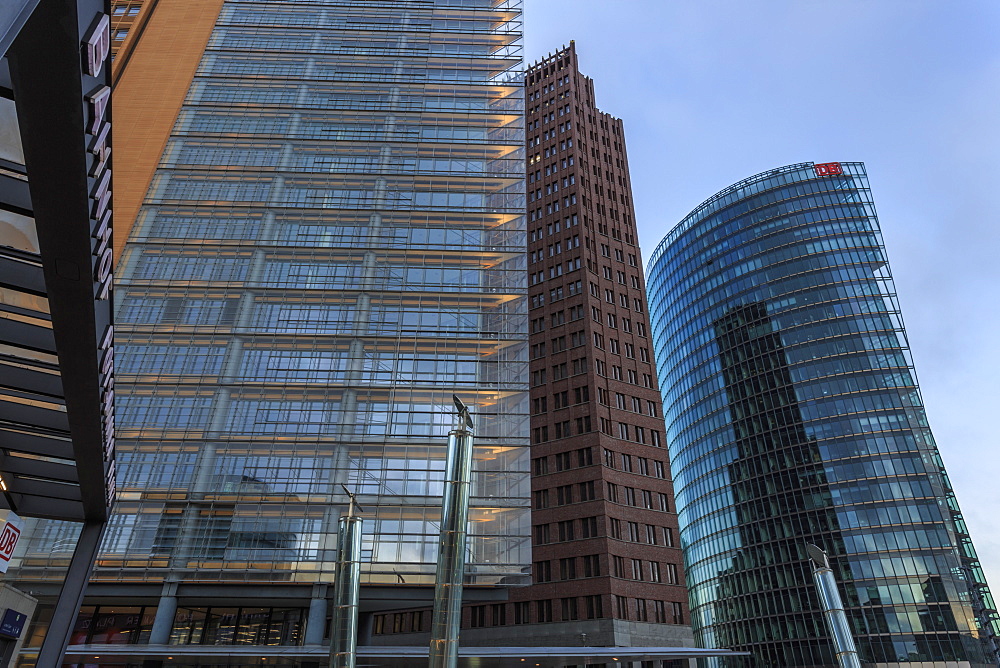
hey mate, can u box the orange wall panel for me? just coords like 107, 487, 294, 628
111, 0, 225, 263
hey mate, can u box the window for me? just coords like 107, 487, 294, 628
577, 447, 594, 466
581, 516, 599, 538
534, 524, 550, 544
536, 600, 553, 623
532, 457, 548, 475
642, 490, 654, 509
514, 602, 531, 625
534, 560, 552, 583
654, 461, 665, 478
610, 518, 622, 539
664, 526, 676, 547
533, 490, 549, 509
672, 602, 684, 624
658, 493, 670, 512
624, 487, 636, 506
621, 454, 633, 471
638, 458, 649, 476
470, 606, 487, 628
553, 390, 569, 409
615, 596, 629, 620
579, 480, 596, 501
560, 558, 577, 581
561, 598, 578, 621
627, 522, 640, 542
650, 562, 662, 583
583, 555, 601, 578
607, 482, 619, 503
666, 563, 679, 584
558, 520, 575, 542
555, 451, 572, 470
613, 556, 625, 578
585, 595, 603, 619
636, 599, 649, 622
646, 524, 657, 544
604, 448, 616, 467
556, 485, 573, 505
532, 397, 547, 415
491, 604, 506, 626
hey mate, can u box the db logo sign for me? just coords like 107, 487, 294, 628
0, 524, 20, 562
814, 162, 844, 176
0, 511, 23, 573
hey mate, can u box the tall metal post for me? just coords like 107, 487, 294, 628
428, 397, 476, 668
807, 544, 862, 668
329, 486, 363, 668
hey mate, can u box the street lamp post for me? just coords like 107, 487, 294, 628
807, 544, 861, 668
428, 396, 476, 668
329, 485, 364, 668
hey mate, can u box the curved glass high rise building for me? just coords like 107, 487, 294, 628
646, 162, 998, 667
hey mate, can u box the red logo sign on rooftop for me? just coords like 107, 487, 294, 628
814, 162, 843, 176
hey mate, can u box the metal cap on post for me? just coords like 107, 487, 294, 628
428, 396, 475, 668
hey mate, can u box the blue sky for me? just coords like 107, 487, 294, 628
523, 0, 1000, 591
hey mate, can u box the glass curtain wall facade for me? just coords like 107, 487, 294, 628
646, 162, 998, 666
17, 0, 529, 631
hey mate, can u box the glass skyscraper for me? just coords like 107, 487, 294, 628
9, 0, 529, 663
646, 162, 998, 667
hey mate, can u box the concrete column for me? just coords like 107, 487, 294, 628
148, 582, 179, 645
305, 585, 328, 645
35, 522, 105, 667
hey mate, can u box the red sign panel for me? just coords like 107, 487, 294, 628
814, 162, 843, 176
0, 523, 21, 564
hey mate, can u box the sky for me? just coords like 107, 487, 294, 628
523, 0, 1000, 592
